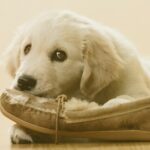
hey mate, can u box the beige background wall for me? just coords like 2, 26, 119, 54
0, 0, 150, 89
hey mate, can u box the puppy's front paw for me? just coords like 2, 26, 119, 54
10, 125, 33, 144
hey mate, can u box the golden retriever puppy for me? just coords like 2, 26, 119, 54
4, 11, 150, 143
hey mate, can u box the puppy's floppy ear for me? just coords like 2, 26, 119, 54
4, 34, 21, 78
80, 27, 124, 99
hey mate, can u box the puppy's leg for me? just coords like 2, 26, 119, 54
10, 124, 54, 144
11, 124, 90, 144
11, 124, 33, 144
103, 95, 134, 107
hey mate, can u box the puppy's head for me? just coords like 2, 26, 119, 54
5, 11, 123, 99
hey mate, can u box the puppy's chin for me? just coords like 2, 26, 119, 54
35, 92, 54, 98
11, 85, 61, 98
30, 89, 61, 99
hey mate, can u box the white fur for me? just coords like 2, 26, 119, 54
65, 97, 100, 111
11, 125, 33, 144
9, 95, 28, 104
4, 10, 150, 143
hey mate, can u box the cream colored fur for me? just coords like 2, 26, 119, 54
4, 10, 150, 143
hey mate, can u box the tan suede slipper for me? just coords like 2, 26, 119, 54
1, 89, 150, 143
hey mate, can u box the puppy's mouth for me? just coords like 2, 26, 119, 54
13, 85, 59, 98
35, 92, 52, 98
30, 89, 58, 99
13, 87, 53, 98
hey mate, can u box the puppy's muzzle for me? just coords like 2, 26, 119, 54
16, 75, 37, 91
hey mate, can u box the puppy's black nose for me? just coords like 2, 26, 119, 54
17, 75, 37, 91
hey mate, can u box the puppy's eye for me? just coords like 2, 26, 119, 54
51, 50, 67, 62
24, 44, 31, 55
